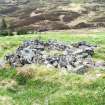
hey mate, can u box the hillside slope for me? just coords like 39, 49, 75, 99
0, 0, 105, 31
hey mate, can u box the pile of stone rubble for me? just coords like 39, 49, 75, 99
5, 40, 105, 74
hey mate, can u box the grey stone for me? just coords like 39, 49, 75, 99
73, 49, 84, 55
95, 61, 105, 68
0, 60, 6, 69
73, 65, 88, 74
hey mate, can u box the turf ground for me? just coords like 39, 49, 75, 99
0, 32, 105, 105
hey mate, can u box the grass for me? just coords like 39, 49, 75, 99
0, 32, 105, 105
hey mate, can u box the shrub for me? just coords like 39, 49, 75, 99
0, 30, 8, 36
0, 30, 13, 36
16, 28, 28, 35
8, 29, 14, 36
0, 18, 7, 30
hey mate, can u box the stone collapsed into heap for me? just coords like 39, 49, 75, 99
5, 40, 97, 74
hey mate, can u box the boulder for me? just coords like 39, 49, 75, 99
95, 61, 105, 68
0, 60, 6, 69
73, 65, 88, 74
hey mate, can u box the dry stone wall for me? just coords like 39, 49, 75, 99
4, 40, 105, 74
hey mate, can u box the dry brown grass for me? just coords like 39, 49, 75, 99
16, 65, 35, 78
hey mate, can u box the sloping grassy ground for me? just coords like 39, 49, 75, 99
0, 32, 105, 105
